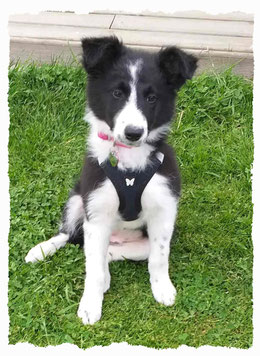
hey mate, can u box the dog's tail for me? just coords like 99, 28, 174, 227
59, 192, 85, 247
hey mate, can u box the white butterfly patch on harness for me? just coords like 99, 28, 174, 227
125, 178, 135, 186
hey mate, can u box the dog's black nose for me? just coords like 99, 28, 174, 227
124, 126, 144, 142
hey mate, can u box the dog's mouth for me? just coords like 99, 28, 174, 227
115, 134, 147, 148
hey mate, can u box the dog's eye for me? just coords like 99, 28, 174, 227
113, 89, 123, 99
147, 94, 157, 104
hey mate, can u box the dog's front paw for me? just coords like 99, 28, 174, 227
77, 296, 102, 325
151, 278, 177, 306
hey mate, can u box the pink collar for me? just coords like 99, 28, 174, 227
98, 132, 132, 149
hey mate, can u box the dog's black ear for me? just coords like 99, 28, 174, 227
158, 47, 198, 90
81, 36, 123, 76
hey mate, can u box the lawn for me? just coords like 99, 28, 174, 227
8, 61, 253, 349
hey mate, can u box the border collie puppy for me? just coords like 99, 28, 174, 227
25, 36, 197, 325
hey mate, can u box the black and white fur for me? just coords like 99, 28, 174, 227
25, 37, 197, 325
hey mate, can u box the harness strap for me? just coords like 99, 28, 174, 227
99, 152, 163, 221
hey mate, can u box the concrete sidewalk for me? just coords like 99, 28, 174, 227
9, 10, 254, 77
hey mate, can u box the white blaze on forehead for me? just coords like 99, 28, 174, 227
128, 59, 143, 105
129, 59, 143, 85
113, 59, 148, 141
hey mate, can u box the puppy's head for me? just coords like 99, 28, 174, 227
82, 36, 197, 146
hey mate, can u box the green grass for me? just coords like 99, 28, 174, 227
8, 61, 253, 349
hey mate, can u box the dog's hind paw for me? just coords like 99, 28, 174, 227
25, 234, 68, 263
25, 243, 48, 263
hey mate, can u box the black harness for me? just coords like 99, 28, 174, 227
99, 152, 163, 221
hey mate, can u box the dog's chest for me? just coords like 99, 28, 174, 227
88, 171, 173, 230
99, 154, 162, 222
